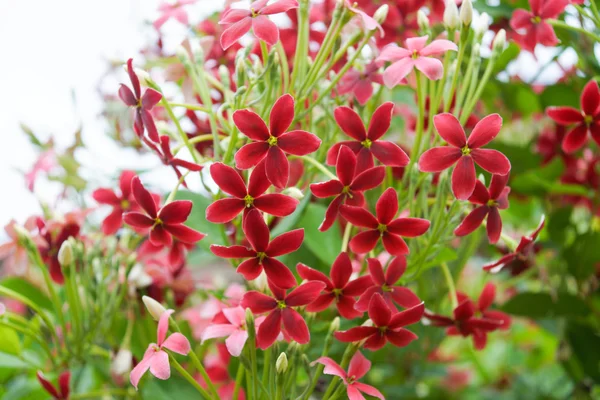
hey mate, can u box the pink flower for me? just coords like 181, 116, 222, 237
130, 310, 191, 389
25, 150, 57, 191
154, 0, 196, 29
314, 351, 384, 400
338, 62, 384, 105
201, 306, 264, 357
510, 0, 568, 52
418, 113, 511, 200
0, 217, 38, 276
377, 35, 457, 87
219, 0, 299, 50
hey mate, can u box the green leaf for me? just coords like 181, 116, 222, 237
0, 277, 53, 311
510, 158, 565, 196
541, 84, 581, 109
174, 191, 225, 248
271, 193, 311, 237
563, 231, 600, 280
0, 352, 30, 370
501, 292, 590, 319
493, 42, 521, 74
547, 206, 572, 244
565, 322, 600, 383
296, 203, 342, 265
0, 326, 20, 356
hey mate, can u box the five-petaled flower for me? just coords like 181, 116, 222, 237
483, 215, 545, 274
123, 176, 206, 247
510, 0, 568, 53
419, 113, 511, 200
335, 294, 424, 350
311, 146, 385, 232
297, 252, 373, 319
314, 351, 385, 400
355, 257, 421, 312
155, 135, 203, 188
338, 62, 384, 105
327, 102, 410, 174
546, 79, 600, 153
92, 170, 138, 235
37, 218, 81, 285
454, 174, 511, 244
130, 310, 191, 389
154, 0, 196, 30
37, 371, 70, 400
219, 0, 299, 50
377, 35, 457, 87
340, 188, 430, 255
241, 280, 326, 349
201, 306, 264, 357
233, 94, 321, 188
206, 161, 298, 223
118, 59, 163, 142
210, 208, 302, 289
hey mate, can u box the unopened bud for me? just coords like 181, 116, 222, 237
218, 65, 230, 88
443, 0, 459, 30
329, 316, 340, 333
460, 0, 473, 27
417, 10, 429, 32
111, 348, 132, 376
142, 296, 167, 320
281, 187, 304, 200
493, 29, 506, 52
245, 307, 255, 330
474, 12, 490, 38
373, 4, 389, 24
276, 353, 288, 374
128, 264, 152, 289
123, 64, 151, 87
58, 241, 73, 267
175, 45, 190, 62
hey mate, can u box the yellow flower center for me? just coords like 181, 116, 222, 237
267, 136, 278, 146
377, 223, 387, 235
361, 139, 372, 149
244, 194, 254, 207
277, 300, 286, 309
531, 16, 541, 24
257, 251, 267, 261
487, 199, 498, 207
461, 145, 471, 156
585, 115, 594, 125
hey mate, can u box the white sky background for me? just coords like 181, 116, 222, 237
0, 0, 579, 239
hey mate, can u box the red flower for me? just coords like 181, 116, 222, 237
314, 351, 384, 400
123, 176, 206, 247
458, 283, 511, 331
233, 94, 321, 188
241, 280, 326, 349
297, 252, 373, 319
37, 370, 70, 400
219, 0, 299, 50
483, 215, 545, 274
156, 135, 203, 187
424, 285, 508, 350
37, 219, 80, 285
510, 0, 568, 52
546, 80, 600, 153
454, 174, 511, 244
118, 58, 163, 142
419, 113, 511, 200
355, 257, 421, 312
335, 294, 424, 350
340, 188, 430, 255
92, 170, 138, 235
210, 208, 301, 289
206, 161, 298, 223
337, 62, 384, 105
310, 146, 385, 232
326, 102, 410, 173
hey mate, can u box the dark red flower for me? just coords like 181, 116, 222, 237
210, 208, 301, 289
355, 257, 421, 312
546, 80, 600, 153
483, 215, 545, 274
37, 219, 80, 285
156, 135, 203, 187
419, 113, 511, 200
37, 371, 70, 400
335, 294, 424, 350
536, 124, 577, 169
326, 102, 410, 173
457, 283, 511, 331
340, 188, 430, 255
123, 176, 206, 247
241, 280, 326, 349
118, 58, 163, 142
454, 174, 511, 244
206, 161, 298, 223
297, 252, 373, 319
233, 94, 321, 188
310, 146, 385, 232
510, 0, 568, 52
337, 62, 384, 105
92, 170, 138, 235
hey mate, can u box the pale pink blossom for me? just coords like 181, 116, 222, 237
378, 35, 457, 87
201, 306, 265, 357
25, 150, 57, 191
0, 217, 39, 276
154, 0, 196, 29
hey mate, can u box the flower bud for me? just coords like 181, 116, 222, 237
175, 45, 190, 63
460, 0, 473, 27
417, 10, 429, 32
443, 0, 459, 30
111, 348, 132, 376
142, 296, 167, 321
493, 29, 506, 52
276, 353, 288, 374
281, 187, 304, 200
474, 12, 490, 38
128, 264, 152, 289
218, 65, 230, 88
373, 4, 389, 24
123, 64, 151, 87
245, 307, 255, 330
58, 241, 73, 267
328, 316, 340, 333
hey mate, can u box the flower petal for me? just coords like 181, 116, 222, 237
367, 102, 394, 141
243, 209, 270, 252
413, 56, 444, 80
387, 218, 430, 237
277, 130, 322, 155
310, 180, 344, 198
348, 351, 371, 380
420, 39, 458, 56
331, 252, 353, 289
220, 17, 252, 50
339, 205, 379, 228
241, 291, 277, 313
282, 308, 310, 344
546, 106, 583, 125
247, 161, 270, 197
162, 332, 191, 355
129, 350, 153, 389
257, 310, 282, 349
132, 176, 157, 218
561, 124, 589, 153
206, 198, 246, 223
386, 328, 418, 347
336, 146, 357, 186
286, 281, 327, 307
265, 146, 290, 188
159, 201, 192, 224
351, 166, 386, 191
254, 194, 299, 217
123, 212, 154, 229
319, 195, 344, 232
334, 326, 378, 343
349, 230, 380, 254
454, 206, 489, 237
260, 0, 299, 15
210, 163, 248, 198
385, 256, 406, 284
262, 257, 297, 289
202, 324, 238, 341
486, 207, 502, 244
390, 287, 422, 309
237, 258, 263, 280
252, 15, 279, 45
581, 79, 600, 116
382, 233, 409, 255
451, 156, 476, 200
383, 58, 415, 88
418, 147, 462, 172
266, 229, 303, 256
376, 188, 398, 225
334, 107, 367, 141
353, 383, 384, 400
370, 141, 410, 167
314, 357, 346, 379
235, 142, 270, 170
233, 109, 270, 141
211, 244, 255, 258
297, 263, 332, 286
470, 149, 511, 175
433, 113, 467, 148
269, 94, 295, 137
368, 293, 392, 327
467, 114, 503, 149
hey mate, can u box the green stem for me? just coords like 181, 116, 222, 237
290, 0, 310, 92
341, 222, 353, 253
233, 362, 245, 400
0, 320, 55, 364
169, 354, 212, 399
441, 262, 458, 309
70, 389, 132, 399
460, 53, 497, 124
295, 155, 337, 179
168, 102, 209, 112
548, 19, 600, 42
444, 43, 466, 113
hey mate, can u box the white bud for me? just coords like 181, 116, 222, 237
373, 4, 389, 24
57, 240, 73, 267
219, 136, 231, 153
443, 0, 459, 29
175, 45, 190, 62
142, 295, 167, 321
253, 270, 268, 291
460, 0, 473, 27
493, 29, 506, 51
123, 64, 151, 87
474, 12, 491, 37
281, 187, 304, 200
276, 353, 288, 374
128, 264, 152, 289
111, 348, 132, 376
329, 317, 340, 333
417, 10, 429, 32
